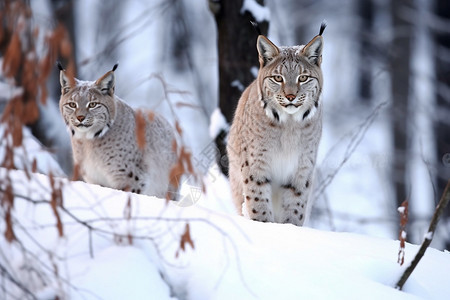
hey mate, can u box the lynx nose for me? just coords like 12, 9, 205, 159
285, 94, 296, 102
77, 115, 85, 122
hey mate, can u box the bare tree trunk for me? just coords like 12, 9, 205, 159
433, 0, 450, 249
390, 0, 412, 212
356, 0, 374, 103
51, 0, 77, 97
212, 0, 268, 175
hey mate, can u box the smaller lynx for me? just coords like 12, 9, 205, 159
228, 23, 326, 226
59, 64, 176, 198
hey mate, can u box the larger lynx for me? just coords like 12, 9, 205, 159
59, 64, 176, 198
227, 23, 326, 226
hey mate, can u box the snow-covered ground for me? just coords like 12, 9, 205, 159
2, 0, 448, 299
1, 167, 449, 299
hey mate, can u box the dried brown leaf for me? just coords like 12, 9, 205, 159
4, 207, 15, 243
59, 36, 72, 58
169, 159, 185, 189
49, 172, 64, 237
32, 158, 37, 173
181, 147, 194, 174
176, 223, 194, 258
3, 181, 15, 243
2, 32, 22, 77
12, 117, 23, 147
71, 163, 80, 181
22, 54, 38, 101
40, 82, 48, 105
1, 141, 15, 169
23, 99, 39, 124
175, 121, 183, 136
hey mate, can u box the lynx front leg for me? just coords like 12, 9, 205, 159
242, 174, 274, 222
279, 178, 312, 226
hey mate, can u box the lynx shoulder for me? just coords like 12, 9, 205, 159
59, 64, 176, 198
227, 23, 326, 226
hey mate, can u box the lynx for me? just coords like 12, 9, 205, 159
227, 23, 326, 226
59, 64, 176, 198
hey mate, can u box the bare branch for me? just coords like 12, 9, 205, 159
0, 261, 37, 300
396, 179, 450, 290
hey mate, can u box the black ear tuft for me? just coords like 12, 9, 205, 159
57, 61, 64, 71
250, 21, 262, 36
319, 21, 327, 36
112, 63, 119, 72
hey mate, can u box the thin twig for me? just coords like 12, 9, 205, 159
0, 262, 37, 300
395, 179, 450, 290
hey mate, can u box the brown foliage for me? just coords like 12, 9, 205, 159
175, 121, 183, 136
49, 172, 64, 237
2, 32, 22, 78
0, 1, 76, 155
176, 223, 195, 258
2, 179, 16, 243
71, 163, 80, 181
169, 145, 193, 190
31, 158, 37, 173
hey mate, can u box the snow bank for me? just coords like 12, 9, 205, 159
1, 168, 449, 299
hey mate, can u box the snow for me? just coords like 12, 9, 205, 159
1, 167, 450, 299
230, 79, 245, 92
241, 0, 271, 23
209, 107, 229, 139
0, 125, 64, 176
424, 231, 433, 241
401, 230, 407, 239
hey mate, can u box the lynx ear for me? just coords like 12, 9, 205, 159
95, 71, 115, 96
302, 22, 326, 66
95, 63, 118, 96
58, 62, 74, 95
257, 35, 280, 67
302, 36, 323, 66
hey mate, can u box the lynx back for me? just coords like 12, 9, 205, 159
227, 23, 326, 226
59, 64, 177, 198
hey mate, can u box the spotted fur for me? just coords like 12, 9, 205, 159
227, 24, 325, 226
59, 65, 176, 198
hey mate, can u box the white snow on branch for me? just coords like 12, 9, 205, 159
401, 230, 407, 239
231, 79, 245, 92
241, 0, 270, 23
209, 108, 229, 139
424, 231, 433, 241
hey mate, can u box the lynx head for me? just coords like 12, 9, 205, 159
59, 64, 118, 139
257, 23, 325, 123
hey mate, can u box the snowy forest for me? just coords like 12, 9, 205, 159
1, 0, 450, 299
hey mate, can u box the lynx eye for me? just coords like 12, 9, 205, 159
273, 75, 284, 83
68, 102, 76, 108
298, 75, 308, 82
88, 102, 98, 108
